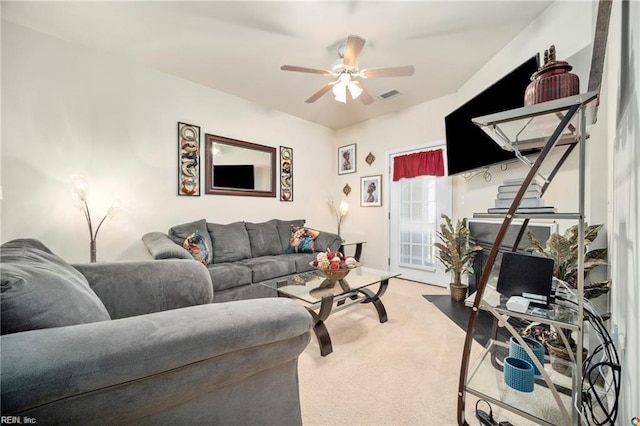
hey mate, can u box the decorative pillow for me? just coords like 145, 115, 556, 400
0, 238, 111, 335
182, 231, 211, 265
286, 226, 320, 254
168, 219, 213, 259
268, 219, 305, 252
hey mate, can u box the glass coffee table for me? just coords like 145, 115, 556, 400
260, 267, 400, 356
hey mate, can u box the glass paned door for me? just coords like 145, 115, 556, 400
398, 176, 437, 269
389, 148, 451, 286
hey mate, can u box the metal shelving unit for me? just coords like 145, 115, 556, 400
456, 91, 599, 425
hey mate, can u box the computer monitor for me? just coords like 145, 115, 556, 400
496, 252, 554, 307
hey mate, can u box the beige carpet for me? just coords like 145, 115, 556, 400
297, 278, 552, 426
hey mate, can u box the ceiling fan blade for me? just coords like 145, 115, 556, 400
358, 87, 375, 105
281, 65, 331, 75
360, 65, 415, 78
342, 35, 366, 68
305, 84, 333, 103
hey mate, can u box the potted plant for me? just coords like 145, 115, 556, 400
527, 224, 610, 299
524, 223, 610, 372
433, 214, 483, 302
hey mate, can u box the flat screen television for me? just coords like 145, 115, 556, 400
445, 54, 540, 176
213, 164, 255, 190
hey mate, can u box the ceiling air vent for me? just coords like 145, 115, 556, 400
377, 89, 401, 100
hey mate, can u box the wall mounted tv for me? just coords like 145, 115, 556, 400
445, 54, 540, 176
213, 164, 255, 190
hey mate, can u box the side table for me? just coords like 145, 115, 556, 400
339, 241, 365, 261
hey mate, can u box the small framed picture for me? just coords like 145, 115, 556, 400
361, 175, 382, 207
338, 143, 357, 175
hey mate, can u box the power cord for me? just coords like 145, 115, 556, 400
553, 295, 621, 425
475, 400, 514, 426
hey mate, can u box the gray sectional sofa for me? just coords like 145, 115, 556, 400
142, 218, 343, 302
0, 238, 313, 425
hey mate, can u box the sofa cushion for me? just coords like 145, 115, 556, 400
237, 256, 297, 283
314, 230, 343, 252
292, 252, 318, 273
268, 219, 305, 252
205, 263, 253, 292
286, 226, 320, 254
245, 221, 282, 257
207, 221, 252, 263
182, 231, 211, 265
168, 219, 213, 264
0, 239, 111, 335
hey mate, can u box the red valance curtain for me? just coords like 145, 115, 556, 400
393, 149, 445, 181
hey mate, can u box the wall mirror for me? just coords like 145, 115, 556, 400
204, 133, 276, 197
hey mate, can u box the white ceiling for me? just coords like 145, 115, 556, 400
2, 1, 553, 130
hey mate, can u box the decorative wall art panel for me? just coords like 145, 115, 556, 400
280, 146, 293, 201
178, 122, 200, 196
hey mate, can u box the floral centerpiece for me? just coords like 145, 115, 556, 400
310, 249, 359, 280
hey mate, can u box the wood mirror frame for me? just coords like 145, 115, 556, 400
204, 133, 276, 197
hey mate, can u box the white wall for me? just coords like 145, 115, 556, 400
333, 94, 457, 270
457, 1, 595, 104
453, 0, 602, 226
0, 22, 335, 262
606, 0, 639, 421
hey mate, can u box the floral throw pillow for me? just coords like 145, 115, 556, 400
183, 230, 211, 265
287, 226, 320, 254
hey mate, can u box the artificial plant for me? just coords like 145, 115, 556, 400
524, 223, 610, 352
433, 214, 482, 288
526, 223, 610, 299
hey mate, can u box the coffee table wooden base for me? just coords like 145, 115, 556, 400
262, 267, 399, 358
306, 278, 389, 356
306, 298, 334, 357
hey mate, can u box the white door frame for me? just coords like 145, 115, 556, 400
384, 142, 452, 286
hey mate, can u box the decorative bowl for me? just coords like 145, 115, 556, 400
309, 262, 359, 281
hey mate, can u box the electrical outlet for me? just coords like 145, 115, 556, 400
611, 323, 626, 352
611, 324, 619, 348
619, 331, 626, 351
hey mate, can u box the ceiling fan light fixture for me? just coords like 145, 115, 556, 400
332, 82, 347, 103
281, 35, 415, 105
338, 72, 351, 83
331, 59, 344, 72
347, 81, 363, 100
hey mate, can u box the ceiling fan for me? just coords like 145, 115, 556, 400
281, 35, 415, 105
